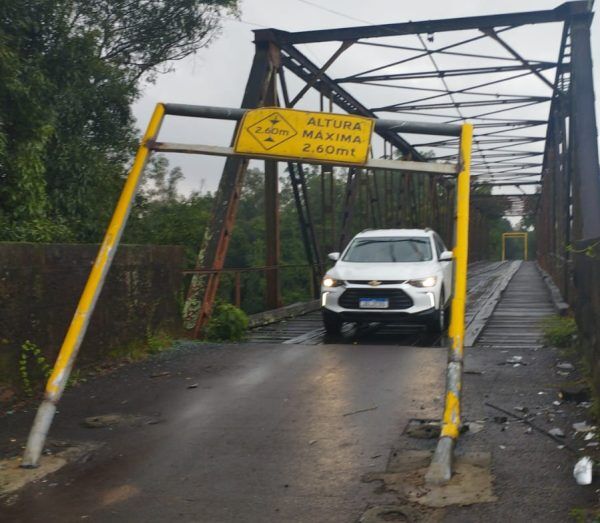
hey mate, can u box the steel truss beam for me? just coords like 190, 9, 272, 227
254, 2, 586, 44
182, 1, 599, 347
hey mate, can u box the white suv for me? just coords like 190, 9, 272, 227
321, 229, 453, 335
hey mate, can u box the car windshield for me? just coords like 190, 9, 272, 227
342, 236, 432, 263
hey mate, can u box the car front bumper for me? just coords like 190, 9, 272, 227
321, 282, 440, 321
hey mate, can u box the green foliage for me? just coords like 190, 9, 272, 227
18, 340, 87, 395
204, 303, 249, 342
146, 330, 174, 354
541, 316, 579, 349
567, 240, 600, 260
569, 507, 600, 523
0, 0, 238, 242
124, 155, 214, 265
109, 329, 174, 361
18, 340, 51, 396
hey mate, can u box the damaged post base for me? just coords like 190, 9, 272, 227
21, 400, 56, 468
425, 436, 455, 485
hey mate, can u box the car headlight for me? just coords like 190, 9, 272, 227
322, 276, 343, 288
408, 276, 437, 288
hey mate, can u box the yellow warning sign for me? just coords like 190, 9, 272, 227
234, 107, 374, 165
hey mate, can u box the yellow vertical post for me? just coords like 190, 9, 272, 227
21, 103, 166, 468
447, 123, 473, 360
427, 122, 472, 485
502, 234, 507, 261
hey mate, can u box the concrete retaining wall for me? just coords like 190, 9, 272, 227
0, 243, 184, 391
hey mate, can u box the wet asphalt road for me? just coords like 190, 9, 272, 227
2, 342, 446, 522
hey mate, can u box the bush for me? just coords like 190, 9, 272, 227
204, 303, 249, 342
541, 316, 578, 348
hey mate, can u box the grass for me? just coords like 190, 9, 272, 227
570, 507, 600, 523
108, 329, 175, 362
541, 316, 579, 349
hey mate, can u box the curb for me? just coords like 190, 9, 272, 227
536, 263, 570, 316
248, 300, 320, 328
465, 260, 521, 347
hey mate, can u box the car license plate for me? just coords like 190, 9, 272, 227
359, 298, 389, 309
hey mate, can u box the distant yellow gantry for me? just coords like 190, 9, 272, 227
502, 231, 528, 261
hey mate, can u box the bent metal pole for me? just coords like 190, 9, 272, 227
425, 123, 473, 485
21, 104, 166, 468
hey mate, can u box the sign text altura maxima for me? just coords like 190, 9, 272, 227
234, 107, 374, 165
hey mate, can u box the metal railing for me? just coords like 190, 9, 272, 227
182, 263, 326, 311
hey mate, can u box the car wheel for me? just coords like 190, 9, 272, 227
322, 309, 343, 335
427, 293, 446, 334
444, 300, 451, 329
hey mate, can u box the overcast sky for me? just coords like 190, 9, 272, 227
132, 0, 600, 194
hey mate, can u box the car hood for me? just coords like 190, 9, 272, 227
329, 260, 439, 281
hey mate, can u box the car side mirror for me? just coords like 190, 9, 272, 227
328, 252, 340, 261
439, 250, 454, 262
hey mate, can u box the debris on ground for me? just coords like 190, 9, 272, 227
82, 414, 160, 428
573, 422, 595, 433
485, 401, 580, 451
404, 419, 441, 439
150, 371, 170, 378
556, 362, 575, 372
187, 383, 199, 389
559, 385, 591, 403
466, 421, 485, 434
343, 406, 378, 417
573, 457, 593, 485
500, 355, 527, 367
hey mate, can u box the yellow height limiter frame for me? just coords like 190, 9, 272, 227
502, 231, 528, 261
21, 103, 473, 472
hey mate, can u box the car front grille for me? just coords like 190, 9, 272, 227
339, 288, 413, 310
345, 280, 406, 285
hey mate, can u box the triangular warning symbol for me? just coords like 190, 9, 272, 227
264, 137, 275, 142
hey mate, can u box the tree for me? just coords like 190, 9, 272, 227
0, 0, 238, 242
124, 155, 213, 263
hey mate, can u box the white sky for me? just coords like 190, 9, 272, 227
132, 0, 600, 194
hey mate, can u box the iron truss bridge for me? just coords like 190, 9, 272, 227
252, 1, 593, 191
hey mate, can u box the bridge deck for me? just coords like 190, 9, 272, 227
246, 261, 517, 347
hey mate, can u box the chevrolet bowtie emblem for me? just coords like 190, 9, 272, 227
368, 280, 382, 286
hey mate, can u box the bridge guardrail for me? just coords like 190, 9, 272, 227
183, 263, 325, 311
